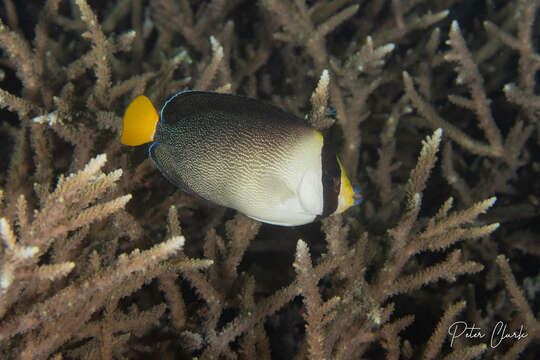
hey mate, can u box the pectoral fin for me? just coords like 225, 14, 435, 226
259, 175, 296, 207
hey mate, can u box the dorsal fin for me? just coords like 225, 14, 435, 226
160, 91, 301, 126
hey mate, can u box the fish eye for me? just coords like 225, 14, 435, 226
323, 174, 332, 186
323, 174, 338, 189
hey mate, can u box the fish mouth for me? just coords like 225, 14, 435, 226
353, 186, 363, 206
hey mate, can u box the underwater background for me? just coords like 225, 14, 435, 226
0, 0, 539, 359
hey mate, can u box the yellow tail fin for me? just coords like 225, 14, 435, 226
121, 95, 159, 146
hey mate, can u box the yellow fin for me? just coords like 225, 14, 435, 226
121, 95, 159, 146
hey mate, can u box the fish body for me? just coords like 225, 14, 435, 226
121, 91, 361, 226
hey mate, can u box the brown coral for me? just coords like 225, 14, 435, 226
0, 0, 539, 359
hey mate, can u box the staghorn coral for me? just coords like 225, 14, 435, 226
0, 0, 538, 359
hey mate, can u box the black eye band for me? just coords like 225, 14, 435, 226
321, 138, 341, 217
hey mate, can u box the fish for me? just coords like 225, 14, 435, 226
121, 91, 362, 226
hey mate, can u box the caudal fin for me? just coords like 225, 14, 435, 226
121, 95, 159, 146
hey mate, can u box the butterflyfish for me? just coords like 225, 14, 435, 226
121, 91, 362, 226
